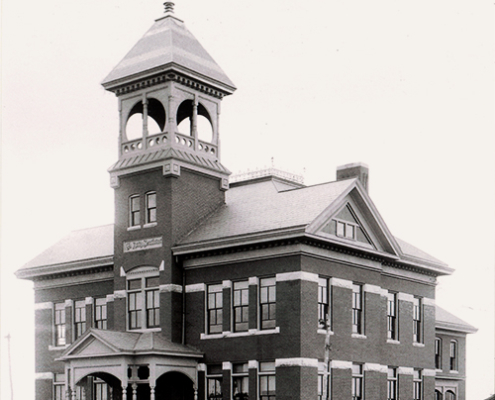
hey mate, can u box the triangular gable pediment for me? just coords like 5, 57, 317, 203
307, 182, 400, 257
61, 330, 123, 359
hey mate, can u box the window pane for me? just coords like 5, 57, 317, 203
146, 276, 159, 288
128, 279, 141, 290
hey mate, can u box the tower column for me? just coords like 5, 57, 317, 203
192, 95, 198, 150
142, 95, 149, 149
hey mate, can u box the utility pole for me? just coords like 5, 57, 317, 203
6, 333, 14, 400
320, 315, 331, 400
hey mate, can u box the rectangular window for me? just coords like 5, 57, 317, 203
260, 277, 276, 330
413, 297, 422, 343
318, 368, 330, 400
146, 192, 157, 224
387, 292, 398, 340
233, 281, 249, 332
335, 220, 357, 240
318, 374, 324, 400
146, 289, 160, 328
130, 195, 140, 226
54, 303, 66, 346
128, 279, 142, 330
232, 363, 249, 400
95, 298, 107, 330
207, 284, 223, 334
54, 384, 64, 400
352, 364, 363, 400
207, 365, 223, 400
259, 362, 276, 400
352, 284, 363, 334
435, 338, 442, 369
74, 300, 86, 339
318, 277, 331, 329
94, 380, 109, 400
450, 341, 457, 371
387, 367, 397, 400
413, 369, 422, 400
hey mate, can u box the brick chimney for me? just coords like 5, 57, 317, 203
336, 162, 369, 192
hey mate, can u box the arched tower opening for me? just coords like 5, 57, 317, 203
176, 99, 213, 143
125, 98, 166, 140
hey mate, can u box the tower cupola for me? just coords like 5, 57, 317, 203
102, 3, 236, 189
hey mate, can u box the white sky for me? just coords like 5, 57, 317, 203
1, 0, 494, 398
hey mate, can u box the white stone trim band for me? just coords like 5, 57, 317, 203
276, 358, 318, 368
222, 361, 232, 370
423, 297, 435, 307
364, 363, 387, 373
423, 369, 436, 376
248, 360, 259, 369
330, 360, 353, 369
276, 271, 319, 283
329, 278, 353, 289
35, 302, 53, 310
398, 367, 414, 375
248, 276, 259, 285
222, 280, 232, 289
197, 363, 206, 372
186, 283, 205, 293
64, 299, 73, 307
363, 284, 382, 295
35, 372, 54, 380
398, 293, 415, 302
85, 297, 94, 305
114, 290, 126, 299
106, 294, 115, 302
159, 284, 183, 293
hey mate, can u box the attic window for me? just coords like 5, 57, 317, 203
335, 220, 357, 240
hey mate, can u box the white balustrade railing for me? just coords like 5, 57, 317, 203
122, 131, 217, 156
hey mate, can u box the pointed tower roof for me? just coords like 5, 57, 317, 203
102, 3, 236, 94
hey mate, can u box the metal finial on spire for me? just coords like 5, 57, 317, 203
164, 2, 175, 13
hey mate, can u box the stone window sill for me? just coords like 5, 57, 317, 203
201, 327, 280, 340
351, 333, 367, 339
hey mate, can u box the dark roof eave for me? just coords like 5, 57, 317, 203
15, 255, 114, 280
435, 322, 478, 334
101, 62, 236, 95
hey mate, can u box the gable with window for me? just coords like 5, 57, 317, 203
320, 204, 373, 246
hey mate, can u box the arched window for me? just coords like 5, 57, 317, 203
435, 390, 443, 400
445, 390, 456, 400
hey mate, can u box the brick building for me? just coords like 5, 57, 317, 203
16, 4, 476, 400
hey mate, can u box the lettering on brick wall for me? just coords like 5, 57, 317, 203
123, 237, 163, 253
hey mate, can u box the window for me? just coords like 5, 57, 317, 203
413, 297, 422, 343
449, 341, 457, 371
318, 277, 331, 329
129, 195, 140, 226
232, 363, 249, 400
318, 374, 324, 400
259, 362, 276, 400
53, 374, 65, 400
54, 303, 66, 346
387, 292, 398, 340
435, 338, 442, 369
74, 300, 86, 340
146, 278, 160, 328
387, 367, 397, 400
413, 369, 422, 400
435, 390, 443, 400
335, 220, 357, 240
352, 364, 363, 400
318, 365, 330, 400
445, 390, 456, 400
260, 277, 276, 330
127, 275, 159, 330
207, 284, 223, 334
95, 298, 107, 330
352, 284, 363, 334
233, 281, 249, 332
145, 192, 157, 224
94, 379, 109, 400
207, 365, 222, 400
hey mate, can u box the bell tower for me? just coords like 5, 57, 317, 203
102, 3, 236, 342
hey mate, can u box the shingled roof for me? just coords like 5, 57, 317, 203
101, 10, 235, 93
436, 305, 477, 334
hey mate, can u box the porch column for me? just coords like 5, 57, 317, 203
122, 387, 127, 400
132, 383, 138, 400
150, 386, 156, 400
71, 389, 77, 400
194, 387, 198, 400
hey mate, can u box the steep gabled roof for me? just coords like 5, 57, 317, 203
101, 12, 235, 93
436, 305, 477, 334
